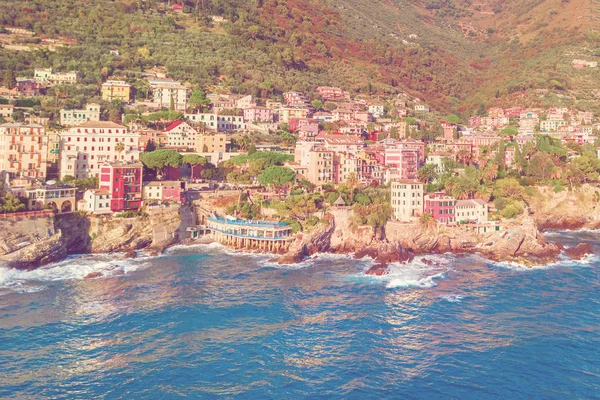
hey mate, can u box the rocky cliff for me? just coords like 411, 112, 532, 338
528, 185, 600, 230
0, 204, 189, 269
279, 208, 562, 269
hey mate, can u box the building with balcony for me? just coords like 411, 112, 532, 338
424, 192, 457, 224
149, 79, 189, 111
207, 215, 294, 252
185, 112, 246, 132
34, 68, 79, 85
0, 104, 14, 119
0, 123, 49, 179
59, 121, 140, 179
99, 161, 143, 212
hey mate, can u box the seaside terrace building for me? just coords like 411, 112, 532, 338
207, 215, 294, 253
25, 184, 76, 213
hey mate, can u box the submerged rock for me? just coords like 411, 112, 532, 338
84, 271, 103, 279
124, 250, 137, 259
364, 264, 389, 276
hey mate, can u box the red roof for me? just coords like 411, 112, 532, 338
164, 120, 183, 132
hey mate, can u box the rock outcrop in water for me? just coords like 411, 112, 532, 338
278, 208, 562, 268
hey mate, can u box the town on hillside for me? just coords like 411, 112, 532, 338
0, 67, 599, 240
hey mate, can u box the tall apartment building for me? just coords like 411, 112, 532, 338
391, 180, 424, 222
0, 123, 48, 179
149, 79, 189, 110
60, 104, 101, 126
101, 80, 132, 102
59, 121, 140, 179
99, 161, 143, 212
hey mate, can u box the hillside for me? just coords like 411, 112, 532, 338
0, 0, 597, 113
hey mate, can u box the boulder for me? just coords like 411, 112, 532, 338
564, 243, 593, 260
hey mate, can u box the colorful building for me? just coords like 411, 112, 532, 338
424, 192, 456, 224
143, 181, 183, 203
101, 80, 131, 102
0, 123, 49, 179
99, 161, 143, 212
59, 121, 140, 179
80, 188, 112, 214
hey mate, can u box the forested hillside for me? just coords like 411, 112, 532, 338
0, 0, 597, 114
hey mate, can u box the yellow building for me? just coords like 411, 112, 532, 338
101, 80, 131, 102
195, 133, 227, 153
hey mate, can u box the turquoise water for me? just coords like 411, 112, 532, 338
1, 231, 599, 399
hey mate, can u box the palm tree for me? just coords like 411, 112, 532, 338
475, 185, 492, 202
346, 172, 359, 204
484, 164, 499, 181
116, 141, 125, 158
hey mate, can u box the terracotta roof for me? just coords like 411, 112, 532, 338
76, 121, 125, 129
164, 120, 184, 131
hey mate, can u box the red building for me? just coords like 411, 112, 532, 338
164, 165, 181, 181
99, 161, 143, 212
16, 78, 42, 96
440, 122, 457, 142
424, 192, 456, 224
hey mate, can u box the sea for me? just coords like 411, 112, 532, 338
1, 230, 599, 399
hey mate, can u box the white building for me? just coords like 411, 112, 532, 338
368, 104, 385, 119
149, 79, 189, 111
60, 104, 101, 126
34, 68, 79, 85
80, 189, 112, 214
59, 121, 140, 179
164, 120, 198, 150
185, 113, 246, 132
455, 199, 488, 223
391, 179, 424, 222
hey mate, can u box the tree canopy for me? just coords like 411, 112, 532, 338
257, 166, 296, 187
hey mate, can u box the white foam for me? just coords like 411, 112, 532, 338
0, 252, 152, 293
442, 294, 464, 303
490, 253, 599, 270
352, 254, 452, 290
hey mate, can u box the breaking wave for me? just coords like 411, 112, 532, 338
0, 252, 152, 294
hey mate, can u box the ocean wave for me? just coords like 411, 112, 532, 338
351, 255, 452, 290
0, 252, 152, 293
491, 253, 599, 270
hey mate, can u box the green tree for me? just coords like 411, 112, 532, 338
3, 70, 16, 90
417, 164, 438, 183
248, 143, 257, 154
140, 149, 183, 178
188, 90, 210, 110
258, 166, 296, 188
311, 100, 323, 110
0, 193, 25, 213
500, 125, 519, 137
444, 114, 462, 124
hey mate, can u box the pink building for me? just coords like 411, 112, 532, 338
143, 181, 183, 203
425, 192, 456, 224
16, 78, 42, 96
243, 106, 273, 123
316, 86, 349, 100
99, 161, 143, 212
469, 116, 481, 128
384, 148, 420, 180
283, 92, 308, 107
441, 122, 457, 142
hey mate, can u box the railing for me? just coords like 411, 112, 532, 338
0, 210, 54, 219
208, 216, 288, 228
209, 226, 292, 241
